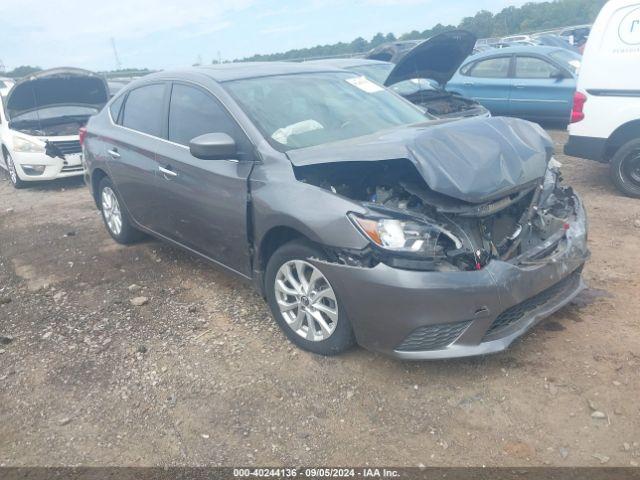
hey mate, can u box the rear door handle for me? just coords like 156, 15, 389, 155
514, 84, 525, 89
464, 82, 474, 86
158, 166, 178, 178
107, 148, 120, 159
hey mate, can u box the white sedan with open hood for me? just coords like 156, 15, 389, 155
0, 68, 109, 188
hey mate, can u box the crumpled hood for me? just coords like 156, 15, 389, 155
5, 67, 109, 120
287, 117, 553, 204
384, 30, 477, 87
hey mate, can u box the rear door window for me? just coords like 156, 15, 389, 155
469, 57, 511, 78
168, 83, 240, 146
514, 56, 561, 79
121, 83, 166, 137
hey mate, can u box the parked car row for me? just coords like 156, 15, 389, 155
309, 31, 490, 120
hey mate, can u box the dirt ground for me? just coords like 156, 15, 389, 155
0, 129, 639, 467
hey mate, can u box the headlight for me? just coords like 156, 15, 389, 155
540, 157, 562, 205
13, 136, 45, 153
349, 213, 462, 257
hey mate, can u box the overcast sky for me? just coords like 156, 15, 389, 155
0, 0, 543, 71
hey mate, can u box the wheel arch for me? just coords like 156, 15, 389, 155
606, 120, 640, 160
91, 168, 109, 209
1, 144, 9, 165
255, 225, 319, 295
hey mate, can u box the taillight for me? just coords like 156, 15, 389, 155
78, 126, 88, 146
570, 91, 587, 123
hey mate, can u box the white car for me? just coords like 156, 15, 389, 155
0, 68, 109, 188
564, 0, 640, 197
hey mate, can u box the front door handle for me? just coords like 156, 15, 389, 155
158, 166, 178, 178
464, 82, 474, 86
107, 148, 120, 159
514, 84, 525, 89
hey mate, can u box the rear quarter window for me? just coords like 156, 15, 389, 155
109, 94, 125, 123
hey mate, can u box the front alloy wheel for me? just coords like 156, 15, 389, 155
265, 240, 355, 355
275, 260, 339, 342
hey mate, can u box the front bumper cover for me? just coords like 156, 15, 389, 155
11, 151, 84, 181
312, 196, 589, 360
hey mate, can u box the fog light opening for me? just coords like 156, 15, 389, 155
21, 165, 46, 176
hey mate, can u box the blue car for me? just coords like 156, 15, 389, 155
447, 46, 581, 123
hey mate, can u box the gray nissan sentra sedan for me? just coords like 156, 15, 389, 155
82, 62, 589, 360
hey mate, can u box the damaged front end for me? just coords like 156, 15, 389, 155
296, 157, 582, 274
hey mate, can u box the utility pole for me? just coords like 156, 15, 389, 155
111, 38, 122, 71
0, 59, 6, 74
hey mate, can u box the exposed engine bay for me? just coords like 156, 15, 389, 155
296, 158, 578, 272
402, 90, 483, 117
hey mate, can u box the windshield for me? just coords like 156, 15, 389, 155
549, 49, 581, 74
11, 105, 98, 123
224, 72, 429, 151
346, 64, 394, 85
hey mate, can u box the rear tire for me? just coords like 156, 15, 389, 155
610, 138, 640, 198
5, 152, 26, 189
98, 177, 144, 244
265, 239, 356, 356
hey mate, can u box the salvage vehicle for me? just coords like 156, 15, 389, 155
83, 63, 588, 359
0, 68, 109, 188
330, 30, 490, 119
565, 0, 640, 198
447, 46, 581, 123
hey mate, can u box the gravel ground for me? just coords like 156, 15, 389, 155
0, 130, 639, 467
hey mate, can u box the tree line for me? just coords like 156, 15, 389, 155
240, 0, 606, 62
2, 0, 607, 77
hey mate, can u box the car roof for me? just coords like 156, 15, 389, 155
465, 45, 567, 61
305, 58, 392, 68
142, 62, 351, 83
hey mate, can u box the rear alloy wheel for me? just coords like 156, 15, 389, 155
98, 177, 144, 244
5, 153, 26, 189
265, 240, 355, 355
610, 138, 640, 198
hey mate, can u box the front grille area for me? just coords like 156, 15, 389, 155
483, 268, 582, 340
396, 320, 471, 352
49, 140, 82, 155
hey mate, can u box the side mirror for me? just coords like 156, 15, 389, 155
189, 132, 236, 160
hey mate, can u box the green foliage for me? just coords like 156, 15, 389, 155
4, 65, 42, 78
239, 0, 606, 62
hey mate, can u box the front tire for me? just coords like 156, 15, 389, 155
610, 138, 640, 198
5, 153, 26, 189
265, 240, 356, 356
98, 177, 144, 244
